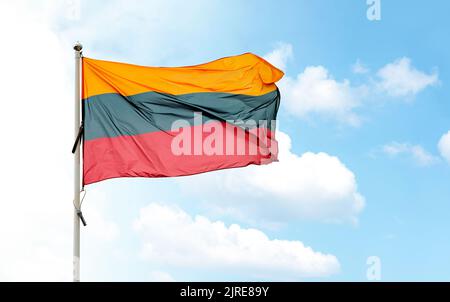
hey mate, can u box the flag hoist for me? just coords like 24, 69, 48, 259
73, 42, 83, 282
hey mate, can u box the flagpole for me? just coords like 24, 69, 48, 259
73, 42, 83, 282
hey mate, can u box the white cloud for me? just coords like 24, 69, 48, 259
134, 203, 340, 279
0, 2, 72, 281
280, 66, 364, 126
383, 142, 438, 166
264, 44, 366, 126
438, 131, 450, 164
264, 45, 438, 126
0, 2, 118, 281
180, 131, 365, 224
56, 0, 226, 65
376, 57, 438, 97
263, 42, 293, 71
82, 190, 120, 242
148, 271, 176, 282
352, 59, 369, 74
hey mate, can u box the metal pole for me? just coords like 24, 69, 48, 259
73, 42, 82, 282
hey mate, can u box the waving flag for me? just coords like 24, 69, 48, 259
82, 53, 283, 185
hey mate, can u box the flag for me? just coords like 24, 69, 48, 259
82, 53, 283, 185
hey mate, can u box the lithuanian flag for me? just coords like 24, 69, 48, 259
82, 53, 283, 185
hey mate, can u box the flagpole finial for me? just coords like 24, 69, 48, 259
74, 42, 83, 52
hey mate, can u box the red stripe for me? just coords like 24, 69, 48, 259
83, 121, 278, 185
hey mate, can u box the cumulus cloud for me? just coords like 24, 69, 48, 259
148, 270, 176, 282
383, 142, 438, 166
82, 190, 120, 242
376, 57, 438, 97
265, 44, 438, 125
0, 2, 72, 281
279, 66, 364, 126
263, 42, 293, 71
180, 131, 365, 224
438, 131, 450, 164
264, 44, 366, 126
0, 2, 118, 281
55, 0, 227, 65
352, 59, 369, 74
133, 203, 340, 280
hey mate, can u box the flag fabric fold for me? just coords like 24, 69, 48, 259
82, 53, 283, 185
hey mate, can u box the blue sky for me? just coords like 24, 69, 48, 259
0, 0, 449, 281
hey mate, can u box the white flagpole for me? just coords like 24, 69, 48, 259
73, 42, 83, 282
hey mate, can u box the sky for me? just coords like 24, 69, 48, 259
0, 0, 449, 281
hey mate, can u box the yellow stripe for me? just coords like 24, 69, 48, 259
82, 53, 284, 99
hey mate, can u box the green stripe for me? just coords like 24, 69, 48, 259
83, 90, 280, 141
